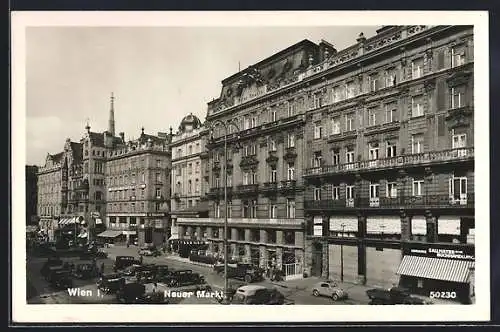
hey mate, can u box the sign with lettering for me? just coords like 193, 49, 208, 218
329, 216, 358, 232
405, 245, 474, 261
147, 213, 166, 217
366, 217, 401, 234
411, 216, 427, 235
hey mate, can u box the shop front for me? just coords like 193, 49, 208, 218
365, 216, 402, 287
397, 244, 475, 303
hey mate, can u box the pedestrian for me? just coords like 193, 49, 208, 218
127, 241, 130, 248
101, 262, 105, 275
139, 255, 143, 265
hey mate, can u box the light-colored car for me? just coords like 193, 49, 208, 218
312, 280, 348, 301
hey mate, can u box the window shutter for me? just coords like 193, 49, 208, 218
437, 114, 446, 136
436, 80, 446, 110
437, 50, 445, 70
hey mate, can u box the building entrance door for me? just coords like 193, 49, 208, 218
311, 242, 323, 277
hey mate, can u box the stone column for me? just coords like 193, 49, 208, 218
400, 209, 411, 241
219, 227, 224, 240
231, 228, 238, 241
426, 210, 438, 243
276, 247, 283, 270
322, 214, 330, 237
244, 244, 251, 262
260, 229, 268, 243
206, 227, 213, 239
276, 230, 284, 245
186, 226, 193, 239
321, 241, 329, 279
294, 231, 304, 248
397, 170, 407, 201
305, 214, 314, 236
259, 246, 268, 268
196, 226, 202, 240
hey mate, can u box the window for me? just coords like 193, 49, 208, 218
269, 138, 277, 151
331, 117, 341, 135
346, 81, 356, 99
251, 114, 257, 128
411, 134, 424, 154
188, 145, 192, 155
385, 67, 397, 87
314, 187, 321, 201
156, 159, 161, 168
195, 162, 200, 173
332, 186, 340, 200
177, 148, 182, 158
451, 86, 465, 109
287, 133, 295, 148
214, 153, 220, 162
250, 144, 257, 155
451, 45, 466, 68
412, 58, 424, 79
156, 172, 161, 183
332, 86, 343, 103
243, 172, 249, 185
155, 202, 161, 211
287, 101, 295, 117
313, 151, 322, 167
141, 188, 145, 198
251, 200, 257, 218
270, 108, 277, 122
188, 180, 192, 194
141, 172, 145, 183
346, 185, 354, 199
449, 176, 467, 203
369, 73, 379, 92
314, 93, 323, 109
214, 202, 220, 218
345, 147, 355, 163
188, 163, 192, 174
227, 201, 232, 218
387, 182, 398, 198
155, 188, 161, 198
287, 163, 295, 180
386, 141, 397, 158
269, 203, 278, 218
452, 131, 467, 150
369, 183, 380, 198
332, 149, 340, 165
215, 176, 220, 188
345, 113, 355, 131
314, 121, 322, 139
412, 180, 424, 196
368, 107, 377, 126
270, 167, 277, 183
385, 102, 398, 123
242, 200, 249, 218
195, 179, 200, 193
286, 198, 295, 218
411, 95, 424, 117
131, 174, 136, 185
369, 142, 379, 160
244, 115, 250, 130
251, 171, 257, 184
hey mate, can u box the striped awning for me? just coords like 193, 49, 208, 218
97, 230, 123, 238
59, 217, 78, 225
397, 255, 474, 283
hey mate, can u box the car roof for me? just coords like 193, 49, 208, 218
174, 269, 193, 272
103, 273, 122, 278
236, 285, 267, 294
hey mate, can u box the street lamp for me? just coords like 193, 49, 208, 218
207, 120, 241, 304
340, 223, 345, 282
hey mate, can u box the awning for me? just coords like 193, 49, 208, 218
168, 234, 179, 241
78, 233, 88, 238
59, 217, 78, 225
397, 255, 474, 283
97, 230, 123, 238
95, 218, 103, 225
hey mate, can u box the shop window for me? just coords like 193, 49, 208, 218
417, 279, 424, 288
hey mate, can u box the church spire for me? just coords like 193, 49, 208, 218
108, 92, 115, 136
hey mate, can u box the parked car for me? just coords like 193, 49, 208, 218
311, 280, 349, 301
97, 273, 126, 294
366, 286, 431, 304
231, 285, 288, 305
73, 263, 98, 280
219, 263, 264, 283
116, 282, 146, 304
153, 264, 170, 279
162, 269, 206, 287
113, 256, 141, 271
41, 258, 64, 278
47, 268, 73, 290
121, 264, 143, 277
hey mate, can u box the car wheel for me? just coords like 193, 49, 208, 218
312, 289, 320, 297
332, 293, 339, 301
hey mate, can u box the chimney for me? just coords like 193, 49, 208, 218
119, 132, 125, 142
108, 92, 116, 136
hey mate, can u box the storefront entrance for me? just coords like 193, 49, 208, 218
365, 247, 401, 287
329, 244, 358, 283
311, 242, 323, 277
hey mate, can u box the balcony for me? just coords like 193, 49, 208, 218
279, 180, 297, 193
240, 155, 259, 168
236, 184, 259, 195
262, 182, 279, 195
207, 187, 233, 199
266, 151, 279, 165
176, 217, 304, 229
304, 194, 474, 211
304, 147, 474, 177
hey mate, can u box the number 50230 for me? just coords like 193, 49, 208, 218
429, 291, 456, 299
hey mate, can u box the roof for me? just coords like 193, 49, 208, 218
179, 113, 202, 132
50, 152, 64, 163
70, 142, 83, 161
139, 132, 167, 145
236, 285, 267, 293
89, 132, 105, 147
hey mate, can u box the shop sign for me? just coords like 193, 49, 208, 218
329, 216, 358, 232
313, 216, 323, 236
408, 247, 474, 260
411, 216, 427, 235
366, 217, 401, 234
148, 213, 166, 217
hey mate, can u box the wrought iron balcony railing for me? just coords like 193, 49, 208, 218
304, 147, 474, 177
262, 182, 279, 193
236, 184, 259, 195
279, 180, 297, 192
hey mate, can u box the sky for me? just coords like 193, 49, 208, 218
26, 25, 380, 165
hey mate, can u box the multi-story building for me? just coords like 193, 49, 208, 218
301, 25, 474, 303
104, 127, 172, 247
26, 165, 38, 226
169, 113, 209, 243
37, 153, 63, 240
176, 39, 337, 274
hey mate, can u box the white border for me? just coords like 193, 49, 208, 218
12, 11, 490, 323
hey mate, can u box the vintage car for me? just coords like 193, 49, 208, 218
113, 256, 141, 272
231, 285, 289, 305
162, 269, 205, 287
116, 282, 147, 304
311, 280, 349, 301
220, 263, 265, 283
72, 263, 98, 280
47, 268, 73, 290
120, 264, 145, 277
97, 273, 126, 294
366, 286, 432, 305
